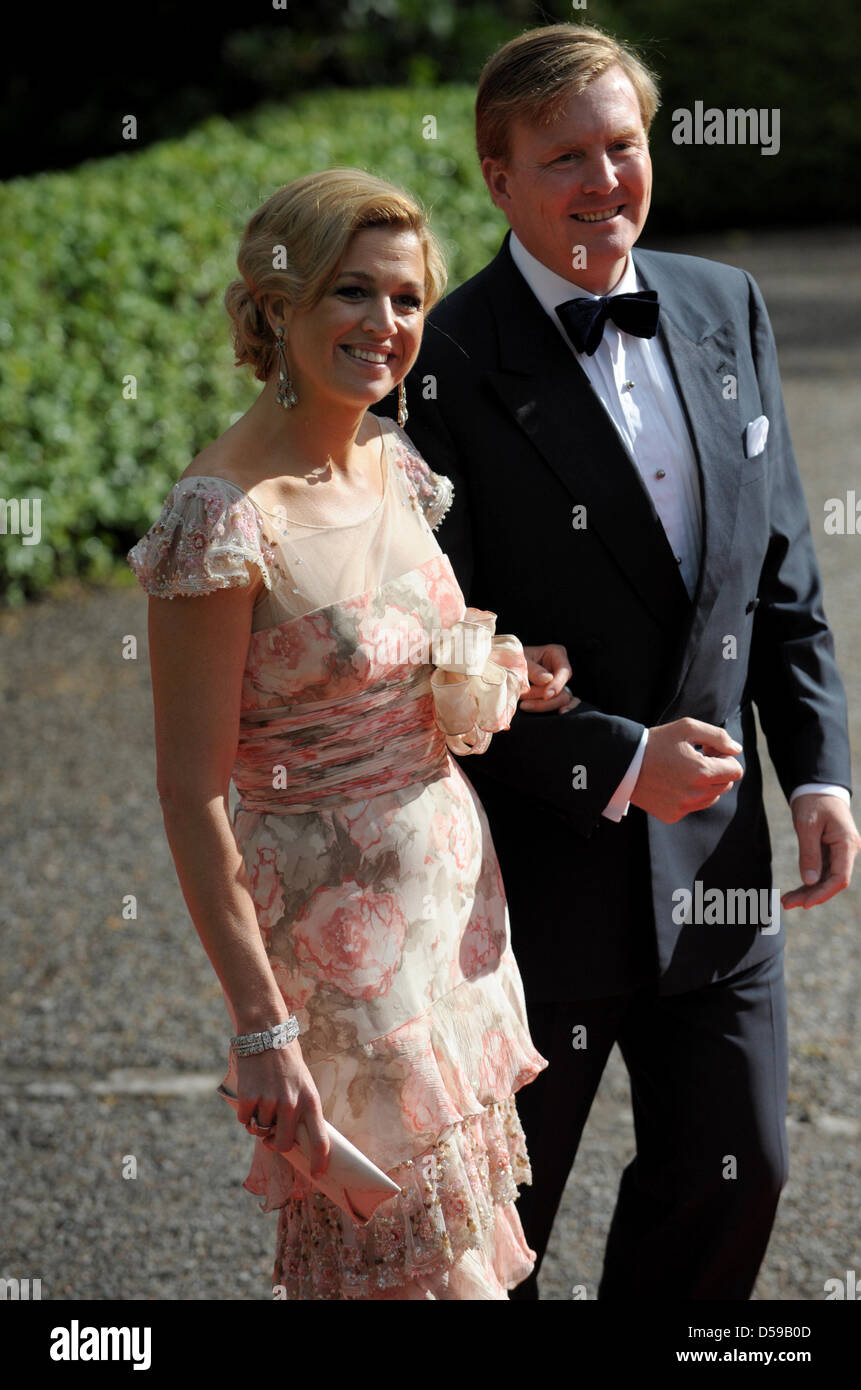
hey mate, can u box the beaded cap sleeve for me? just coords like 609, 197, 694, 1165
387, 420, 454, 530
126, 477, 279, 600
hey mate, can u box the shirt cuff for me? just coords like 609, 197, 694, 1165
602, 728, 649, 822
789, 783, 851, 805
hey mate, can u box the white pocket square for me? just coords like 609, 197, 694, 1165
745, 415, 769, 458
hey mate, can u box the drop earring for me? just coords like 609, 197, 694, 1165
397, 380, 408, 428
274, 325, 298, 410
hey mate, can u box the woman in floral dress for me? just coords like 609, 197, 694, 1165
127, 168, 575, 1299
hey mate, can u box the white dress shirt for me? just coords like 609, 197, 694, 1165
508, 232, 850, 819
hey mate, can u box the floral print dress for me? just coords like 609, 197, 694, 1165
127, 415, 547, 1300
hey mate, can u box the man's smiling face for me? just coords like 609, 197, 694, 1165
481, 65, 652, 295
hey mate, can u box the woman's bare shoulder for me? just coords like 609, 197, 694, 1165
177, 436, 253, 490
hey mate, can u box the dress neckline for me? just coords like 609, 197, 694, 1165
244, 551, 454, 646
177, 413, 390, 532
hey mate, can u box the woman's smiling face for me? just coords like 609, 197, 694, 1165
278, 224, 427, 411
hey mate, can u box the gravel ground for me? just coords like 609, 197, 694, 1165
0, 227, 858, 1302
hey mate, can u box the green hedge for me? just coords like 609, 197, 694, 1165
0, 58, 854, 602
0, 85, 509, 605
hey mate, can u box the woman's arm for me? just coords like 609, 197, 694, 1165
148, 577, 330, 1173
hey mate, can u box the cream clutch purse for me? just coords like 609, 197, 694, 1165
216, 1083, 402, 1225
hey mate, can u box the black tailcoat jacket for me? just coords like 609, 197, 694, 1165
376, 232, 852, 1000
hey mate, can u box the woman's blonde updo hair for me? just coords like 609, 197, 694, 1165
224, 168, 448, 384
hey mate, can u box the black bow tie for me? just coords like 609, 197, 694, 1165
555, 289, 660, 356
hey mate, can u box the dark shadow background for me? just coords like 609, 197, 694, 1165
4, 0, 859, 231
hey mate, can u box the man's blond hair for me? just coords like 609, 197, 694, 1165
476, 23, 661, 164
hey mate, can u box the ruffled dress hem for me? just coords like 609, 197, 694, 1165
269, 1095, 536, 1300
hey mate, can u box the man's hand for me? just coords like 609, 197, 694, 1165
521, 643, 579, 714
781, 793, 861, 909
630, 717, 744, 823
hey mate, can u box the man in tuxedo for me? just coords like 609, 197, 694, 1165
390, 24, 861, 1298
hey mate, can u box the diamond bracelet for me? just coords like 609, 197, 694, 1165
230, 1016, 301, 1057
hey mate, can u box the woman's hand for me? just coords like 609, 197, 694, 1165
236, 1039, 331, 1177
520, 643, 579, 714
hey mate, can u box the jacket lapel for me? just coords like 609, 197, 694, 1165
481, 240, 690, 633
477, 237, 748, 690
632, 250, 745, 699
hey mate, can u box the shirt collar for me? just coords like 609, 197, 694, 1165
508, 230, 640, 316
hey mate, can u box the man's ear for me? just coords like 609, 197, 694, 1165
480, 155, 511, 212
